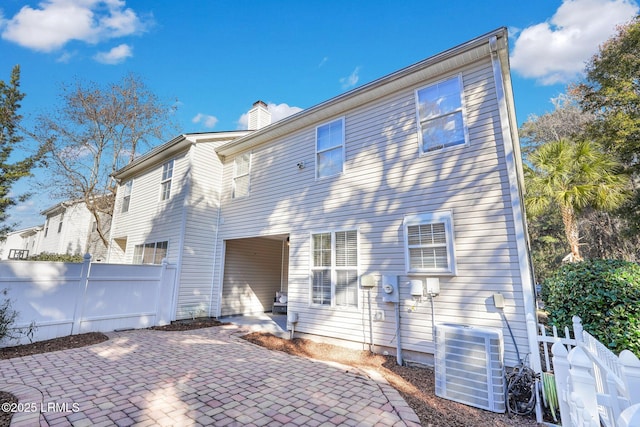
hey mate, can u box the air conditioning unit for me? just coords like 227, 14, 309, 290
435, 323, 506, 413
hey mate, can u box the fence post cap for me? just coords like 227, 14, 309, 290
618, 403, 640, 427
620, 350, 640, 367
572, 315, 582, 324
552, 340, 568, 356
568, 346, 590, 368
83, 253, 92, 261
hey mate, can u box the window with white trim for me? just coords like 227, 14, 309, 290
133, 241, 168, 264
311, 230, 358, 308
316, 118, 344, 178
57, 212, 64, 233
121, 180, 132, 213
416, 75, 468, 153
404, 211, 456, 275
160, 160, 174, 201
232, 152, 251, 198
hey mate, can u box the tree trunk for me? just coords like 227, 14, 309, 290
561, 205, 583, 262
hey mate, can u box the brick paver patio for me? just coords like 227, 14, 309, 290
1, 324, 420, 426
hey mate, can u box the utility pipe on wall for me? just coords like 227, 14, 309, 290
395, 301, 403, 366
367, 289, 374, 352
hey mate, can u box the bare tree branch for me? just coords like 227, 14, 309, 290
32, 73, 178, 252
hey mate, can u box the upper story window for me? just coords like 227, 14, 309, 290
316, 118, 344, 178
311, 230, 358, 308
232, 152, 251, 198
133, 240, 168, 264
44, 218, 49, 238
160, 160, 174, 201
416, 75, 468, 153
121, 180, 133, 213
403, 211, 457, 275
57, 212, 64, 233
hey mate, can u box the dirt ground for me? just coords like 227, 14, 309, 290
0, 318, 539, 426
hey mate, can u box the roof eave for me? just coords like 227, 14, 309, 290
112, 131, 251, 182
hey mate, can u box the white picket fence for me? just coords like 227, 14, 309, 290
536, 315, 640, 427
0, 254, 178, 346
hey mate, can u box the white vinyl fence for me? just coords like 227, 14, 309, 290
533, 315, 640, 427
0, 254, 177, 346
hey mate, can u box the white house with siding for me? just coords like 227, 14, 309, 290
0, 200, 108, 261
110, 28, 539, 369
108, 130, 250, 318
39, 200, 109, 260
0, 226, 42, 260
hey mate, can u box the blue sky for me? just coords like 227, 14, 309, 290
1, 0, 639, 228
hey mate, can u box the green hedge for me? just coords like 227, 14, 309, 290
27, 252, 84, 262
541, 259, 640, 356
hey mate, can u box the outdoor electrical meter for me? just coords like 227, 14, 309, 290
381, 275, 399, 303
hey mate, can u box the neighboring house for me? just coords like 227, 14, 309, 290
7, 201, 109, 261
110, 28, 538, 368
0, 199, 109, 261
0, 226, 42, 260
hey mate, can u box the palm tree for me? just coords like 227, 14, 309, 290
525, 139, 629, 261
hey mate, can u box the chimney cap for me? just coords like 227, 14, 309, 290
253, 100, 268, 108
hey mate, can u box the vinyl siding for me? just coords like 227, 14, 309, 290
110, 151, 189, 265
214, 58, 530, 365
110, 142, 229, 319
175, 142, 225, 319
38, 204, 93, 256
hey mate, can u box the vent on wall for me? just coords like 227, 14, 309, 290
435, 323, 506, 413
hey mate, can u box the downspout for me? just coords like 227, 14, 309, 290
208, 151, 226, 318
208, 201, 222, 318
173, 145, 194, 319
395, 301, 403, 366
489, 34, 543, 422
367, 289, 374, 353
106, 176, 123, 263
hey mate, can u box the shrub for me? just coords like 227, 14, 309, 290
0, 288, 19, 344
28, 252, 84, 262
541, 259, 640, 356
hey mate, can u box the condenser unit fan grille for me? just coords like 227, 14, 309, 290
435, 324, 505, 413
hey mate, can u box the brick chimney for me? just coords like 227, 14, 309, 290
247, 100, 271, 130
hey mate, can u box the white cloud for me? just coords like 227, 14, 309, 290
267, 103, 303, 122
340, 66, 361, 89
192, 113, 219, 129
93, 43, 132, 64
510, 0, 639, 85
0, 0, 148, 52
237, 102, 303, 130
14, 200, 36, 213
318, 56, 329, 67
56, 50, 77, 63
